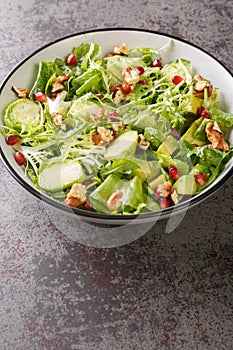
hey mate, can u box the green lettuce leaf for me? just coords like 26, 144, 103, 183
72, 42, 101, 72
29, 61, 54, 97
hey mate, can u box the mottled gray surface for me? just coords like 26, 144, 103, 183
0, 0, 233, 349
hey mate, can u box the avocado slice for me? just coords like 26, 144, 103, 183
157, 135, 179, 155
148, 174, 166, 191
174, 174, 197, 195
181, 117, 206, 146
105, 130, 138, 160
184, 95, 202, 115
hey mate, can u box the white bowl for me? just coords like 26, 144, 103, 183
0, 28, 232, 226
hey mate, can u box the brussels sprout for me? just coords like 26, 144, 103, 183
4, 98, 43, 135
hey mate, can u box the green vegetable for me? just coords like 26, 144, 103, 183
1, 40, 232, 215
174, 174, 197, 195
144, 127, 165, 149
5, 98, 43, 135
105, 130, 138, 160
157, 135, 179, 155
38, 159, 85, 191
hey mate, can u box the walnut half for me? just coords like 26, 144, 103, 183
192, 74, 213, 99
107, 190, 123, 211
113, 43, 129, 55
11, 85, 30, 98
157, 181, 173, 197
64, 183, 87, 207
122, 66, 140, 85
205, 122, 229, 151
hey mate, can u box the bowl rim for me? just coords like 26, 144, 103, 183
0, 27, 233, 223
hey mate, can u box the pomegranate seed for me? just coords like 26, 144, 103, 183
110, 84, 122, 94
152, 59, 162, 68
108, 117, 119, 123
197, 106, 205, 115
168, 165, 180, 181
170, 129, 180, 140
96, 94, 104, 99
121, 83, 132, 94
66, 53, 77, 66
111, 130, 117, 139
108, 111, 120, 122
160, 197, 171, 209
108, 111, 119, 117
134, 66, 144, 75
200, 109, 210, 119
194, 172, 207, 186
107, 51, 117, 57
6, 135, 21, 145
172, 75, 183, 84
138, 80, 149, 85
84, 199, 92, 211
14, 151, 25, 166
34, 92, 47, 102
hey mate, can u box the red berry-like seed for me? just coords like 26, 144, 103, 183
84, 200, 92, 211
138, 80, 149, 85
96, 94, 104, 99
66, 53, 77, 66
108, 117, 119, 123
111, 130, 117, 139
168, 165, 180, 181
34, 92, 47, 102
201, 109, 210, 119
108, 111, 119, 117
152, 59, 162, 68
14, 151, 25, 166
134, 66, 144, 75
160, 197, 171, 209
121, 83, 132, 94
197, 106, 205, 115
6, 135, 21, 146
172, 75, 183, 84
194, 172, 207, 186
107, 51, 117, 57
110, 84, 122, 93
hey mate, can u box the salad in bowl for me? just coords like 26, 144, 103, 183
0, 29, 232, 223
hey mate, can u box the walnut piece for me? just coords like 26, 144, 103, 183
107, 190, 123, 211
64, 183, 87, 207
11, 85, 30, 98
51, 112, 63, 125
51, 112, 67, 130
192, 74, 213, 99
91, 133, 108, 146
138, 134, 150, 151
122, 66, 140, 85
97, 126, 113, 142
113, 43, 129, 55
205, 122, 229, 151
157, 181, 173, 197
113, 89, 125, 103
51, 75, 70, 93
91, 108, 105, 122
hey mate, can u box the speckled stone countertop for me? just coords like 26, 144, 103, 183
0, 0, 233, 349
